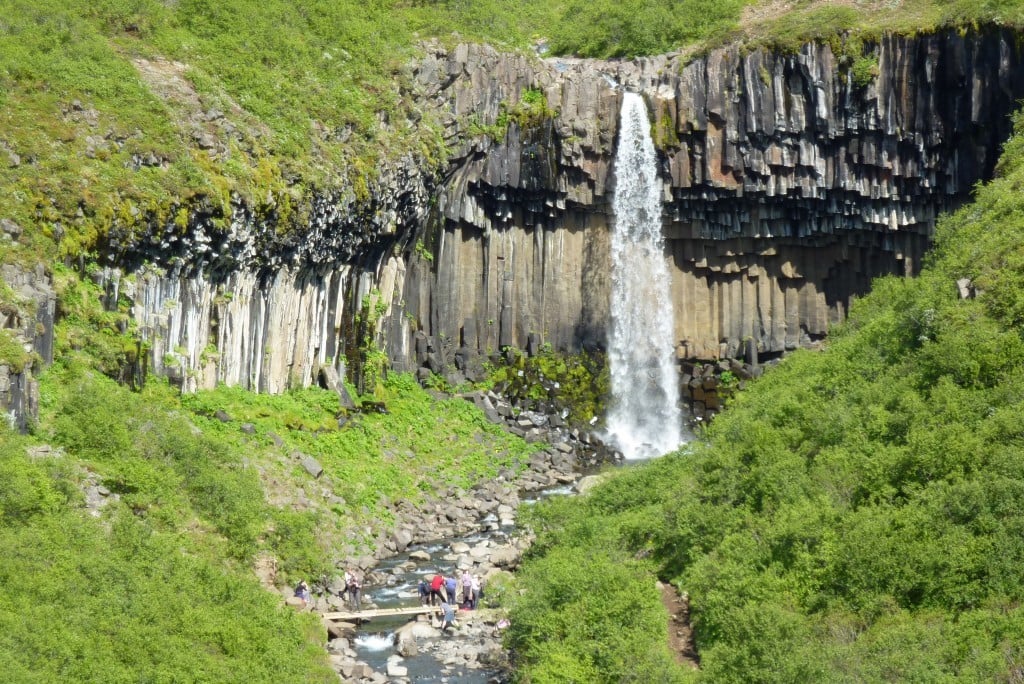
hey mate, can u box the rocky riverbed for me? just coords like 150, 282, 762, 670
281, 388, 617, 683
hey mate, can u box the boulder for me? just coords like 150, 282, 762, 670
324, 619, 357, 640
299, 454, 324, 479
386, 659, 408, 678
488, 546, 520, 568
395, 631, 418, 657
574, 476, 605, 497
393, 528, 413, 553
318, 365, 356, 408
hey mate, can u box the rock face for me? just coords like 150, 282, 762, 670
110, 27, 1024, 392
0, 264, 55, 430
409, 28, 1024, 360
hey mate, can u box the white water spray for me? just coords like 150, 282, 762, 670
354, 633, 395, 651
606, 92, 683, 459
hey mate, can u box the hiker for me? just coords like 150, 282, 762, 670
339, 570, 351, 601
346, 569, 361, 611
418, 578, 430, 605
294, 580, 310, 606
438, 601, 456, 633
445, 574, 458, 607
470, 574, 481, 610
461, 570, 473, 608
429, 573, 444, 605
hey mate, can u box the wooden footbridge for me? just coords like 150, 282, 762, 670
322, 605, 435, 622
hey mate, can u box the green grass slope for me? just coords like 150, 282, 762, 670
0, 268, 541, 681
0, 0, 745, 260
508, 111, 1024, 682
6, 0, 1024, 266
0, 382, 336, 683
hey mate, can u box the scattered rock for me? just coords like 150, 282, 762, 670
299, 454, 324, 479
0, 218, 21, 237
393, 528, 414, 553
385, 661, 408, 678
26, 444, 60, 459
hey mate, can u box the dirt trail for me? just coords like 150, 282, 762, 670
659, 582, 699, 669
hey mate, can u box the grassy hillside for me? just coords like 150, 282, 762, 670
0, 370, 538, 680
0, 267, 542, 681
0, 0, 738, 260
507, 110, 1024, 682
727, 0, 1024, 52
5, 1, 1024, 265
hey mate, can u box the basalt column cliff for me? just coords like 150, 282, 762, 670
123, 27, 1024, 392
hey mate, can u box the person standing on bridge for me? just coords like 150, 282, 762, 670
444, 574, 458, 607
429, 573, 444, 605
346, 568, 361, 611
340, 569, 352, 602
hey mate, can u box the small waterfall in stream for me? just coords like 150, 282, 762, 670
606, 92, 684, 460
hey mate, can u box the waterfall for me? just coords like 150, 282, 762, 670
606, 92, 683, 460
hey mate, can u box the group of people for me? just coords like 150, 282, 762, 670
294, 566, 481, 637
419, 570, 482, 612
293, 567, 362, 610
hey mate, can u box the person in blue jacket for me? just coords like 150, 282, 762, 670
438, 601, 456, 633
444, 575, 458, 606
294, 580, 311, 606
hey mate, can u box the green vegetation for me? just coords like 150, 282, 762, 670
6, 0, 1024, 266
547, 0, 748, 57
738, 0, 1024, 54
1, 387, 336, 682
511, 492, 689, 682
850, 53, 879, 88
9, 2, 1024, 681
0, 328, 33, 372
50, 262, 145, 382
181, 373, 537, 519
489, 346, 609, 427
470, 87, 560, 141
0, 263, 544, 680
507, 112, 1024, 681
0, 0, 451, 256
350, 289, 391, 396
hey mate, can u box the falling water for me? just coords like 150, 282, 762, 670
606, 92, 683, 460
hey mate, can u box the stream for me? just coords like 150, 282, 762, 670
344, 485, 577, 683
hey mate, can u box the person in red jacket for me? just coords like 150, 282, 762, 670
429, 573, 444, 605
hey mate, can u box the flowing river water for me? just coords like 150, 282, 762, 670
352, 531, 507, 682
346, 485, 576, 682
